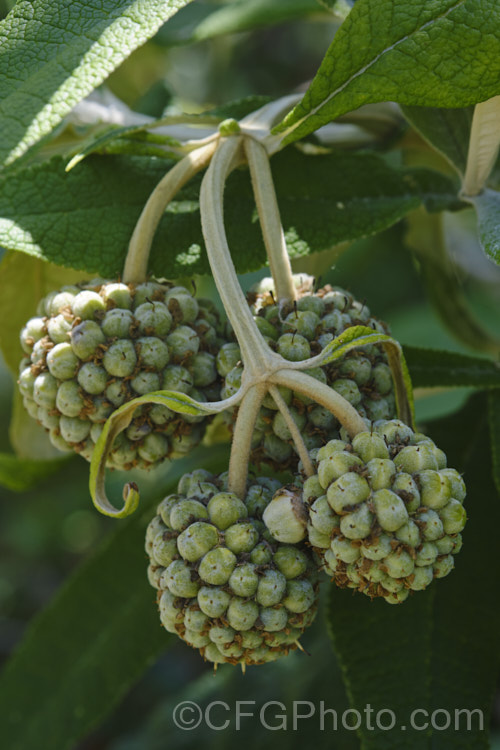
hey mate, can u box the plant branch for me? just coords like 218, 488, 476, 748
270, 368, 367, 437
243, 136, 296, 302
268, 384, 314, 476
200, 136, 279, 376
228, 383, 268, 498
123, 139, 218, 283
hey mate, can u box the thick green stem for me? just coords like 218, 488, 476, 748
228, 383, 267, 498
268, 384, 314, 476
270, 368, 367, 438
200, 136, 278, 376
243, 136, 296, 303
123, 139, 218, 283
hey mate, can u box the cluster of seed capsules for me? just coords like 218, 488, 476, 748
18, 279, 226, 470
146, 470, 318, 666
18, 277, 466, 666
219, 282, 396, 467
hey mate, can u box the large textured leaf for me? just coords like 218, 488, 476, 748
276, 0, 500, 144
0, 0, 191, 167
464, 189, 500, 264
0, 444, 229, 750
0, 150, 460, 278
327, 394, 500, 748
156, 0, 323, 46
401, 106, 473, 176
405, 346, 500, 389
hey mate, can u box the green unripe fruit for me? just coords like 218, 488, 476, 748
366, 458, 396, 490
198, 547, 237, 585
224, 521, 259, 554
277, 332, 311, 361
135, 302, 173, 336
294, 419, 466, 604
373, 489, 409, 532
331, 536, 360, 564
440, 499, 467, 534
318, 451, 363, 487
384, 550, 414, 578
332, 378, 362, 407
216, 343, 241, 376
260, 607, 288, 631
59, 416, 91, 443
70, 321, 106, 359
208, 492, 247, 530
340, 504, 374, 540
229, 564, 259, 597
360, 533, 392, 561
256, 569, 287, 607
47, 315, 72, 344
283, 580, 316, 613
33, 372, 58, 407
417, 470, 452, 509
101, 309, 134, 338
273, 546, 309, 579
351, 433, 389, 462
283, 310, 319, 341
310, 495, 339, 535
433, 555, 454, 578
163, 560, 200, 598
162, 365, 193, 393
198, 586, 231, 618
409, 566, 434, 591
395, 520, 420, 547
102, 339, 137, 377
77, 362, 108, 394
102, 282, 132, 309
167, 325, 199, 359
177, 522, 219, 561
307, 524, 330, 548
56, 380, 84, 417
440, 469, 466, 502
414, 542, 438, 567
170, 500, 209, 531
394, 444, 439, 472
146, 471, 319, 666
227, 598, 259, 631
72, 291, 106, 320
417, 509, 444, 541
327, 472, 370, 513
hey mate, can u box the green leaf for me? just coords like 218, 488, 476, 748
0, 150, 460, 278
327, 393, 500, 748
155, 0, 323, 47
0, 451, 68, 491
0, 251, 85, 374
405, 346, 500, 389
89, 389, 230, 518
0, 444, 229, 750
0, 0, 192, 167
401, 105, 473, 176
276, 0, 500, 144
464, 188, 500, 264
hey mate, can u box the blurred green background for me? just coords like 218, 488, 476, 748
1, 1, 500, 747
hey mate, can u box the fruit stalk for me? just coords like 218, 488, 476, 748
243, 136, 296, 303
123, 139, 218, 283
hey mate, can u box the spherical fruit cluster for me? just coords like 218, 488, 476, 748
146, 469, 319, 666
263, 419, 466, 604
18, 279, 227, 470
219, 281, 396, 468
